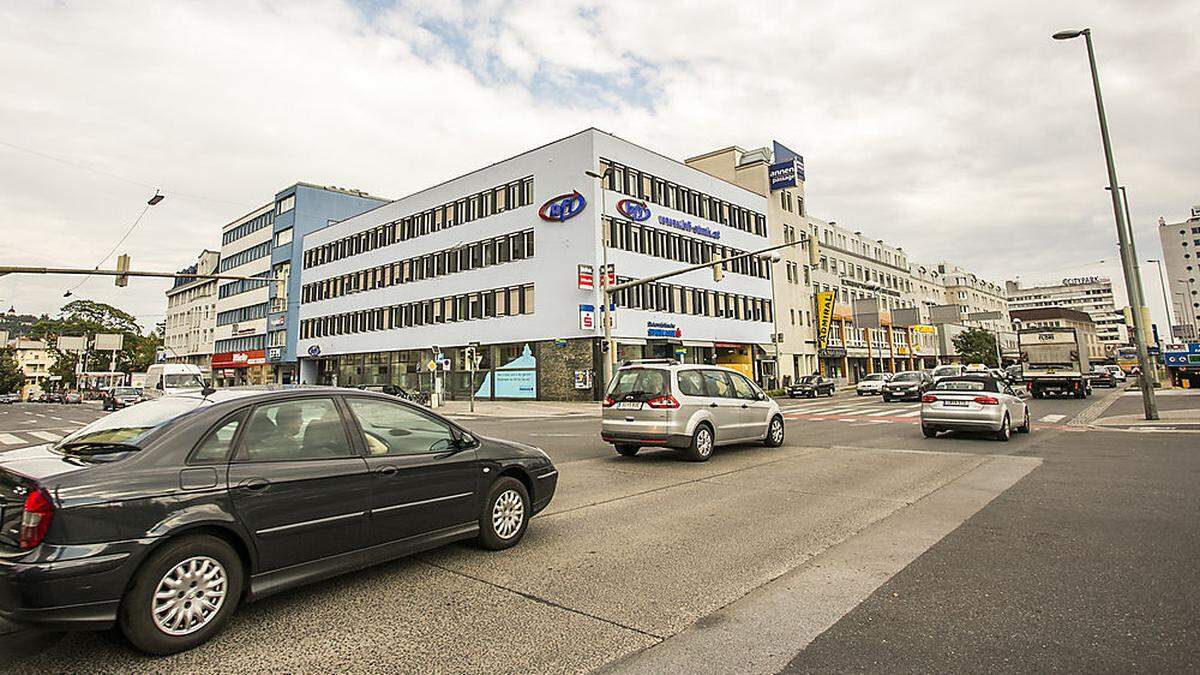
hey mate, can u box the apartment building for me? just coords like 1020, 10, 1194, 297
163, 249, 219, 370
1157, 204, 1200, 341
4, 338, 55, 400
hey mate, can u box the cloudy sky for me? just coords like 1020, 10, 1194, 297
1, 0, 1197, 334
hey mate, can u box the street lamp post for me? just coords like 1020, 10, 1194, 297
1054, 28, 1158, 420
1146, 259, 1174, 337
584, 168, 614, 389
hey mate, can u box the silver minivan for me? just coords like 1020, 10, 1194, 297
600, 360, 784, 461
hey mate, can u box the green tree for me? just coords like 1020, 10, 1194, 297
0, 348, 22, 394
952, 327, 999, 368
27, 299, 160, 388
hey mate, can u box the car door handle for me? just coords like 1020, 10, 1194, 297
741, 403, 749, 409
238, 478, 270, 492
709, 402, 719, 408
376, 465, 399, 477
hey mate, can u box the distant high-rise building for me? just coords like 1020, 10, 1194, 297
1005, 276, 1128, 352
1156, 204, 1200, 341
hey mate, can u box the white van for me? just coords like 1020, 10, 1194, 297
143, 364, 207, 396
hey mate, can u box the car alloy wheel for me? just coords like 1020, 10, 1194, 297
491, 489, 525, 540
766, 416, 785, 447
696, 427, 713, 456
151, 556, 227, 637
996, 415, 1011, 442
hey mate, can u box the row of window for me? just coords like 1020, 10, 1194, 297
215, 334, 265, 354
609, 275, 774, 323
216, 303, 268, 327
599, 158, 767, 237
604, 217, 771, 279
218, 272, 270, 299
301, 230, 535, 304
219, 241, 271, 273
303, 177, 535, 270
222, 210, 274, 246
300, 284, 535, 340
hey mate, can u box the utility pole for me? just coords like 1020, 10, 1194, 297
1053, 28, 1158, 419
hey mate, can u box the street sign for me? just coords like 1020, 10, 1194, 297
579, 304, 595, 330
577, 264, 594, 290
56, 335, 87, 352
94, 333, 123, 351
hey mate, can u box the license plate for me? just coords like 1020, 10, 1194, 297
616, 401, 643, 410
943, 400, 968, 407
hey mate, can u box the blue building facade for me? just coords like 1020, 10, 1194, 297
266, 183, 389, 383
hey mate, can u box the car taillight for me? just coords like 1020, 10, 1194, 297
646, 395, 680, 409
602, 396, 616, 408
19, 487, 54, 550
921, 394, 937, 403
974, 396, 1000, 405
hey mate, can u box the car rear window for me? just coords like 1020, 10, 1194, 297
892, 372, 921, 382
55, 396, 208, 451
934, 378, 999, 392
608, 369, 670, 401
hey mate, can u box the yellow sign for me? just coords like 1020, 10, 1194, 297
911, 324, 936, 335
896, 346, 909, 355
816, 292, 835, 350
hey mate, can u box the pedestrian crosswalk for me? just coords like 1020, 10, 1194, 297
780, 399, 923, 423
0, 430, 64, 447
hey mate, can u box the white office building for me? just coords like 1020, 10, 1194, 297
1005, 276, 1129, 353
296, 128, 774, 401
163, 249, 219, 370
1157, 205, 1200, 340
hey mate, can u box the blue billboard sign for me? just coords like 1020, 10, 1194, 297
769, 161, 798, 191
772, 140, 805, 183
538, 191, 586, 222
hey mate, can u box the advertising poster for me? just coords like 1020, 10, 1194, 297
815, 291, 835, 350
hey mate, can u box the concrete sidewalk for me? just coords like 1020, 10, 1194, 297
434, 399, 600, 419
1093, 408, 1200, 432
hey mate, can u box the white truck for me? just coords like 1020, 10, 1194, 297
1018, 328, 1091, 399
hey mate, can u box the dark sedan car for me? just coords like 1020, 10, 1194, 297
1087, 368, 1117, 388
0, 388, 557, 655
881, 370, 934, 402
103, 386, 145, 411
788, 375, 835, 398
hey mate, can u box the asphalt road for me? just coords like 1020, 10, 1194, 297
0, 388, 1195, 672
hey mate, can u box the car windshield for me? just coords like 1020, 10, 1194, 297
54, 396, 209, 454
164, 373, 205, 388
608, 368, 670, 400
113, 387, 140, 396
862, 374, 885, 381
932, 366, 958, 377
798, 376, 819, 384
934, 377, 998, 392
892, 372, 921, 382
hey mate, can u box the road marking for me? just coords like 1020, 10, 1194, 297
28, 431, 62, 441
1039, 414, 1066, 423
897, 410, 922, 418
529, 433, 581, 437
0, 433, 24, 445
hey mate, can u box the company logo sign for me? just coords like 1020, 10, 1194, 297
616, 199, 651, 222
307, 344, 321, 357
1062, 276, 1104, 286
539, 191, 586, 222
658, 215, 720, 240
647, 321, 682, 338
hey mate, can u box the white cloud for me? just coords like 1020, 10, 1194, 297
0, 0, 1197, 334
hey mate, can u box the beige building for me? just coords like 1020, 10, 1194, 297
1005, 276, 1128, 353
5, 338, 55, 400
163, 249, 220, 370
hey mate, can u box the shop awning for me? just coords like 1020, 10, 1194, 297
681, 340, 713, 347
616, 338, 647, 345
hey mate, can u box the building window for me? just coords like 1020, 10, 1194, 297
276, 195, 295, 214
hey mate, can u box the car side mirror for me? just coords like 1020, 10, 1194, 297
756, 391, 767, 401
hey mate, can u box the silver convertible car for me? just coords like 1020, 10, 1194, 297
920, 374, 1030, 441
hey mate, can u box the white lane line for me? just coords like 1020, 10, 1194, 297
0, 433, 25, 445
865, 408, 903, 417
50, 416, 64, 421
528, 433, 581, 437
897, 410, 923, 418
1040, 414, 1066, 423
29, 431, 62, 441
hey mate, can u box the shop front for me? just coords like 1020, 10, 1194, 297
212, 349, 270, 387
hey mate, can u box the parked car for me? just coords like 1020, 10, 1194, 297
1005, 364, 1024, 384
1102, 365, 1128, 383
921, 374, 1030, 441
63, 392, 83, 404
601, 360, 784, 461
788, 374, 836, 398
0, 388, 557, 655
855, 372, 891, 396
930, 364, 965, 382
1087, 368, 1117, 388
103, 387, 146, 411
882, 370, 934, 402
0, 393, 18, 405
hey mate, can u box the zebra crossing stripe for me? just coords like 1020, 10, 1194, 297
897, 410, 923, 418
29, 431, 62, 441
1040, 414, 1066, 423
0, 433, 25, 445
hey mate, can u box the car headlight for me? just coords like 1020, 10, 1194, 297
532, 446, 551, 461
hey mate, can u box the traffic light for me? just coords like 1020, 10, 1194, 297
808, 236, 820, 267
713, 262, 724, 283
115, 254, 130, 287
